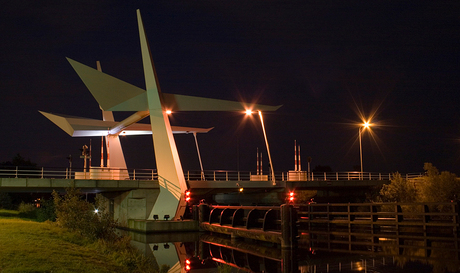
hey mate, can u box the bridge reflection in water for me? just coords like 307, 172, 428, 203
129, 203, 460, 272
129, 233, 460, 272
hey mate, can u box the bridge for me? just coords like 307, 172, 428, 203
17, 9, 423, 225
0, 166, 422, 221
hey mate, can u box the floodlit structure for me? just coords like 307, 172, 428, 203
41, 10, 281, 221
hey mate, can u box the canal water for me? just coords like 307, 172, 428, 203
127, 231, 460, 273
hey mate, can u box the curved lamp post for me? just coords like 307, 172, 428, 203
246, 110, 276, 184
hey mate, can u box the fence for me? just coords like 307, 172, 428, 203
0, 166, 158, 180
0, 166, 421, 182
295, 202, 460, 257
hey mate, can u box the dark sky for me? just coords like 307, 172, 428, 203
1, 1, 459, 175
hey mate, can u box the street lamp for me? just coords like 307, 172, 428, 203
246, 110, 276, 184
359, 121, 371, 178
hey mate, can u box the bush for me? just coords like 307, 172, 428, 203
36, 198, 56, 222
18, 202, 37, 219
52, 188, 156, 272
380, 172, 418, 202
53, 188, 117, 241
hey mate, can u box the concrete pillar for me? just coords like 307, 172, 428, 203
101, 188, 159, 225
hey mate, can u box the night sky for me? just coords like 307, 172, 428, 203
1, 1, 459, 176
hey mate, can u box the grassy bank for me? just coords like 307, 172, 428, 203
0, 210, 155, 273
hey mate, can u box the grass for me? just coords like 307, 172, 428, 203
0, 209, 20, 219
0, 210, 156, 273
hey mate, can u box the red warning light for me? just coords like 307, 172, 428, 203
288, 192, 295, 203
185, 259, 191, 271
185, 191, 191, 202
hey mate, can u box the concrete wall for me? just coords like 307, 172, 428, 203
101, 189, 160, 225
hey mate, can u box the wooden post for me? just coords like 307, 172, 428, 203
281, 204, 296, 249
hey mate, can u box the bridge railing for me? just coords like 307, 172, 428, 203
0, 166, 159, 180
186, 170, 423, 182
0, 166, 422, 182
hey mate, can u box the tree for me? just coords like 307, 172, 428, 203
379, 172, 418, 202
418, 163, 460, 203
1, 154, 37, 168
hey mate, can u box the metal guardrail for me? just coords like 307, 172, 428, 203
0, 166, 422, 182
0, 167, 158, 180
185, 170, 423, 182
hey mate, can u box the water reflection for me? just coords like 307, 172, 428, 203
129, 231, 460, 273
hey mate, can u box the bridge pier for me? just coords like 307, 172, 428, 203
100, 189, 159, 225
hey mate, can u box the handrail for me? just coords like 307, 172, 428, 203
0, 166, 423, 182
0, 167, 158, 180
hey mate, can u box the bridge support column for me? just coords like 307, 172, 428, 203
100, 189, 159, 225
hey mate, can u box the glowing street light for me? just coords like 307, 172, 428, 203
245, 109, 276, 184
359, 120, 372, 177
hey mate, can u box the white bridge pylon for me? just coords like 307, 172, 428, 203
40, 9, 281, 220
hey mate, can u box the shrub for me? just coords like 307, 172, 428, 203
53, 188, 117, 241
36, 198, 56, 222
52, 188, 156, 272
18, 202, 37, 218
380, 172, 418, 202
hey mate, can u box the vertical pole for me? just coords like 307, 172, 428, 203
193, 132, 205, 180
89, 139, 92, 169
83, 152, 87, 179
106, 135, 110, 168
298, 144, 301, 171
259, 111, 275, 184
101, 136, 104, 167
260, 152, 263, 177
359, 128, 363, 180
257, 147, 259, 175
294, 140, 297, 172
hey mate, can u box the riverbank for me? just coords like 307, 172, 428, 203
0, 209, 157, 272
